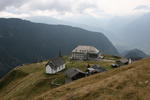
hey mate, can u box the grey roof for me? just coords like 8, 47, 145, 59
118, 58, 129, 64
72, 45, 99, 54
46, 57, 65, 70
91, 65, 106, 72
65, 68, 85, 78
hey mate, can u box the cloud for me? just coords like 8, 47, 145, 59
0, 11, 29, 18
133, 5, 150, 14
0, 0, 150, 19
26, 0, 72, 12
0, 0, 27, 10
134, 5, 150, 10
24, 0, 100, 15
0, 0, 103, 19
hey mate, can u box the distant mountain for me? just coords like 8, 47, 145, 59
114, 13, 150, 54
123, 49, 148, 60
28, 16, 68, 25
28, 16, 124, 48
28, 16, 110, 38
0, 18, 119, 78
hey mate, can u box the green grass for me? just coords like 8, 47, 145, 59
66, 61, 88, 71
103, 54, 121, 61
0, 61, 57, 99
0, 70, 28, 90
35, 57, 150, 100
66, 60, 114, 71
0, 55, 119, 100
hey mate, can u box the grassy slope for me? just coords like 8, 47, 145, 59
34, 57, 150, 100
0, 56, 116, 100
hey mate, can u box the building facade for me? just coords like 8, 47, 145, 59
72, 45, 100, 60
45, 57, 65, 74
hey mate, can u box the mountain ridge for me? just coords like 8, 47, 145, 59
123, 49, 148, 60
0, 18, 119, 78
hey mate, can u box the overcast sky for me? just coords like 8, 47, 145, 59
0, 0, 150, 19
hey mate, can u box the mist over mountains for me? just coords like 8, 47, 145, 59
28, 13, 150, 55
111, 13, 150, 54
98, 13, 150, 54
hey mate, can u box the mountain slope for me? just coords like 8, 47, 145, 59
0, 48, 22, 77
34, 57, 150, 100
0, 56, 116, 100
123, 49, 148, 60
0, 57, 150, 100
0, 18, 119, 77
0, 61, 52, 100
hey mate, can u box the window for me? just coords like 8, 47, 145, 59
89, 54, 98, 58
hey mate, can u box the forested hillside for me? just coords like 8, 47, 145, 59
0, 18, 119, 77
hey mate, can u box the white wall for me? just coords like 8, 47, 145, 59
46, 65, 56, 74
72, 52, 86, 60
46, 64, 65, 74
